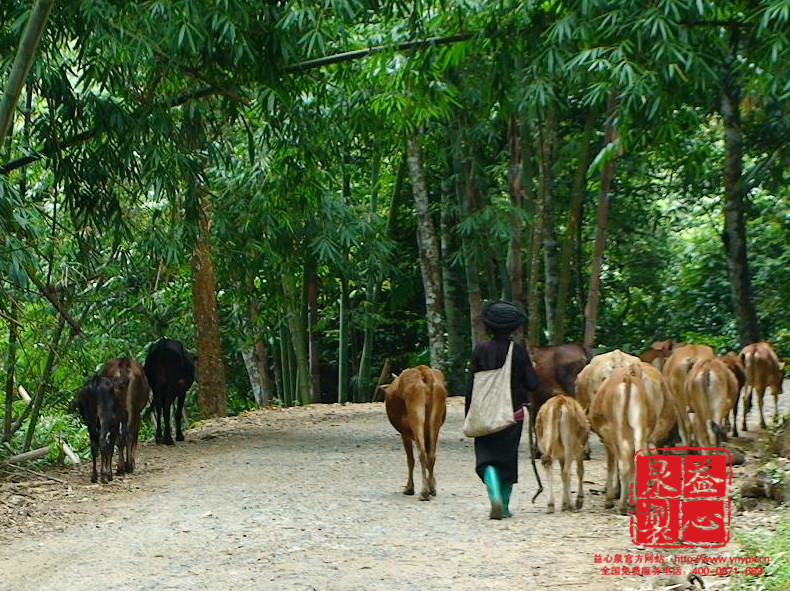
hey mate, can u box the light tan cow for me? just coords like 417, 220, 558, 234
383, 366, 447, 501
575, 349, 641, 410
740, 342, 786, 430
639, 362, 678, 448
589, 363, 655, 515
663, 344, 715, 445
686, 358, 739, 449
535, 395, 590, 513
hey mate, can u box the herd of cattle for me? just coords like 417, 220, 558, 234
384, 340, 787, 516
73, 338, 195, 484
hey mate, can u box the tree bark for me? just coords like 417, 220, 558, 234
556, 109, 595, 343
720, 58, 760, 345
0, 0, 54, 145
407, 136, 445, 369
338, 276, 351, 403
3, 299, 19, 441
538, 108, 560, 344
305, 256, 321, 403
583, 93, 618, 348
190, 182, 227, 419
241, 296, 271, 406
507, 114, 525, 311
526, 126, 545, 347
281, 273, 311, 405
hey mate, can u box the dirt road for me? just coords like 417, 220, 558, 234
0, 397, 780, 591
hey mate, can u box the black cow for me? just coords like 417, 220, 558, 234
74, 375, 125, 483
144, 338, 195, 445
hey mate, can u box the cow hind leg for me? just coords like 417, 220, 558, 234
756, 388, 767, 429
400, 435, 415, 496
541, 457, 555, 513
161, 395, 175, 445
574, 451, 585, 511
175, 389, 187, 441
741, 388, 753, 431
560, 456, 573, 512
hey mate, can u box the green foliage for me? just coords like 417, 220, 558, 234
730, 511, 790, 591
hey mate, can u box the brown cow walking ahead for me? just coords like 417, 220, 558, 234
663, 344, 715, 446
685, 358, 738, 449
535, 395, 589, 513
101, 358, 150, 476
589, 363, 654, 515
383, 366, 447, 501
740, 342, 786, 430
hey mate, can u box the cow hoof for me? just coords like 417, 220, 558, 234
546, 504, 554, 514
562, 502, 572, 512
419, 492, 431, 501
164, 438, 175, 446
402, 487, 415, 496
584, 450, 591, 461
176, 434, 185, 442
91, 475, 98, 484
575, 498, 584, 511
604, 499, 615, 509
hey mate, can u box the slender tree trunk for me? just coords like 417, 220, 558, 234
526, 126, 544, 347
279, 323, 293, 406
282, 273, 311, 405
241, 296, 271, 406
539, 108, 560, 344
556, 109, 595, 343
338, 276, 351, 403
23, 317, 66, 451
305, 256, 321, 403
583, 93, 618, 348
407, 136, 445, 369
720, 58, 760, 345
4, 300, 19, 441
0, 0, 54, 146
451, 128, 485, 347
440, 182, 466, 395
507, 114, 525, 310
189, 178, 227, 419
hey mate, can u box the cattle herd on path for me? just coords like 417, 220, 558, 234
74, 337, 195, 484
384, 339, 786, 519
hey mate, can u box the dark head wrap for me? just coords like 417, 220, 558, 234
481, 300, 527, 333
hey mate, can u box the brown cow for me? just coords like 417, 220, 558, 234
529, 343, 593, 408
101, 358, 150, 476
383, 366, 447, 501
639, 362, 679, 448
639, 339, 682, 371
740, 342, 786, 430
686, 358, 739, 449
718, 351, 747, 437
589, 363, 654, 515
535, 395, 589, 513
663, 344, 715, 446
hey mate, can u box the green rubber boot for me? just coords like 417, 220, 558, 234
502, 483, 513, 518
483, 466, 504, 520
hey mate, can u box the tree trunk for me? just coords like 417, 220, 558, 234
338, 276, 351, 403
282, 273, 311, 405
190, 182, 227, 419
539, 108, 560, 344
23, 317, 65, 451
241, 297, 271, 406
3, 300, 19, 441
526, 126, 544, 347
583, 93, 618, 348
440, 182, 467, 395
305, 256, 321, 403
0, 0, 54, 145
278, 322, 293, 406
720, 59, 760, 345
556, 109, 595, 343
407, 136, 445, 369
451, 126, 485, 347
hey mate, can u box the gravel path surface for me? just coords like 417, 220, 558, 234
1, 396, 782, 591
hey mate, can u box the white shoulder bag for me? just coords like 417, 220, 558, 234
463, 342, 516, 437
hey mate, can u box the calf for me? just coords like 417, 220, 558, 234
589, 363, 654, 515
144, 338, 195, 444
663, 344, 715, 446
535, 395, 589, 513
74, 375, 125, 483
740, 342, 786, 430
383, 366, 447, 501
101, 358, 150, 475
685, 358, 739, 449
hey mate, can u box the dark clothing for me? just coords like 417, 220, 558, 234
465, 335, 539, 485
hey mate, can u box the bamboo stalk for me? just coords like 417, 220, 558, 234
6, 445, 50, 464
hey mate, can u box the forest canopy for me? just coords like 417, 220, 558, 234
1, 0, 789, 459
